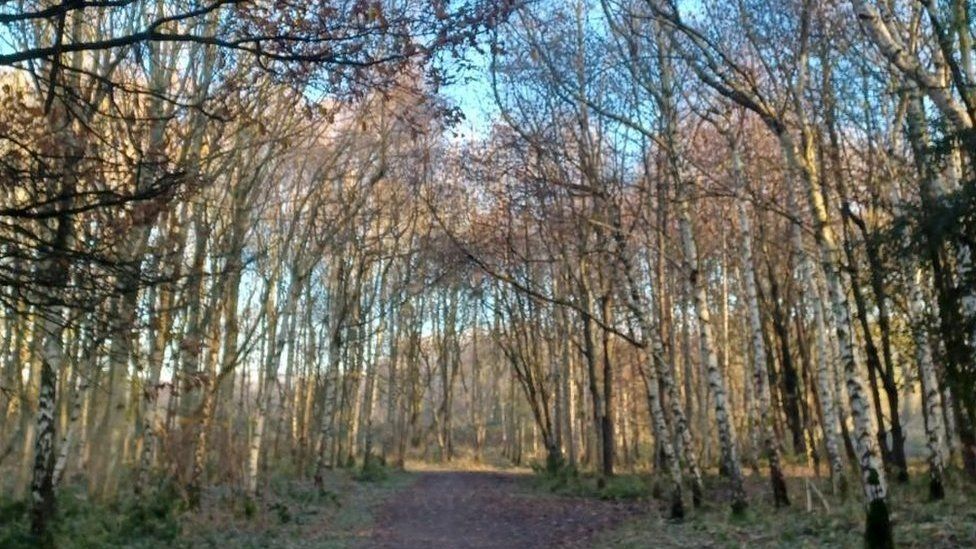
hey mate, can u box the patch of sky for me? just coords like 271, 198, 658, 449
439, 45, 496, 141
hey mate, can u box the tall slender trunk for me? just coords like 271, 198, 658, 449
31, 309, 61, 541
904, 93, 950, 498
250, 267, 306, 495
734, 152, 789, 506
611, 219, 686, 517
53, 318, 98, 489
824, 68, 908, 480
912, 268, 947, 500
600, 294, 615, 478
361, 284, 385, 466
678, 191, 747, 514
906, 90, 976, 480
315, 265, 349, 484
31, 91, 79, 537
800, 243, 848, 495
780, 128, 892, 547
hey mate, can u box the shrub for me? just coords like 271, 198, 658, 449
355, 454, 390, 482
598, 475, 649, 501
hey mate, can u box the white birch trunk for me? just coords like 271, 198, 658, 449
610, 209, 687, 518
248, 270, 304, 496
738, 199, 789, 506
780, 130, 891, 544
678, 193, 746, 512
909, 268, 947, 498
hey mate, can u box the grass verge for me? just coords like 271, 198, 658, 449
593, 470, 976, 548
0, 463, 413, 548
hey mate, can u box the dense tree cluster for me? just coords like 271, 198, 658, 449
0, 1, 974, 547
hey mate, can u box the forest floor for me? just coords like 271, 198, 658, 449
3, 461, 974, 547
586, 467, 976, 548
366, 470, 642, 548
365, 461, 976, 549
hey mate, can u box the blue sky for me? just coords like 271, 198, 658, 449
441, 49, 497, 140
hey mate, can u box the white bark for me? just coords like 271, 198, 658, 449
781, 131, 889, 519
910, 268, 947, 486
678, 192, 746, 511
850, 0, 974, 134
53, 374, 88, 488
610, 209, 686, 517
738, 198, 788, 504
248, 270, 304, 495
809, 258, 847, 492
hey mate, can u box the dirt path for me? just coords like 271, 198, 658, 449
367, 471, 642, 548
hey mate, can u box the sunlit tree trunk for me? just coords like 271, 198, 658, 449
609, 198, 684, 517
678, 188, 747, 514
781, 125, 892, 546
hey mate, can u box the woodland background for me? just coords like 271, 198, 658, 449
1, 1, 975, 547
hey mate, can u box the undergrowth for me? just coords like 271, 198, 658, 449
594, 468, 976, 548
0, 464, 411, 549
0, 478, 183, 548
354, 453, 390, 482
531, 461, 650, 501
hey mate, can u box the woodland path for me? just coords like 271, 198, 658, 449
366, 471, 643, 548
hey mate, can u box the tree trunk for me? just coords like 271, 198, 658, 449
736, 188, 789, 506
679, 185, 747, 514
780, 129, 892, 547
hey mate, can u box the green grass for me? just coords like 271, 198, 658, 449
0, 466, 415, 549
530, 461, 651, 501
0, 480, 183, 548
592, 470, 976, 548
8, 461, 972, 548
181, 466, 414, 549
353, 454, 390, 483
